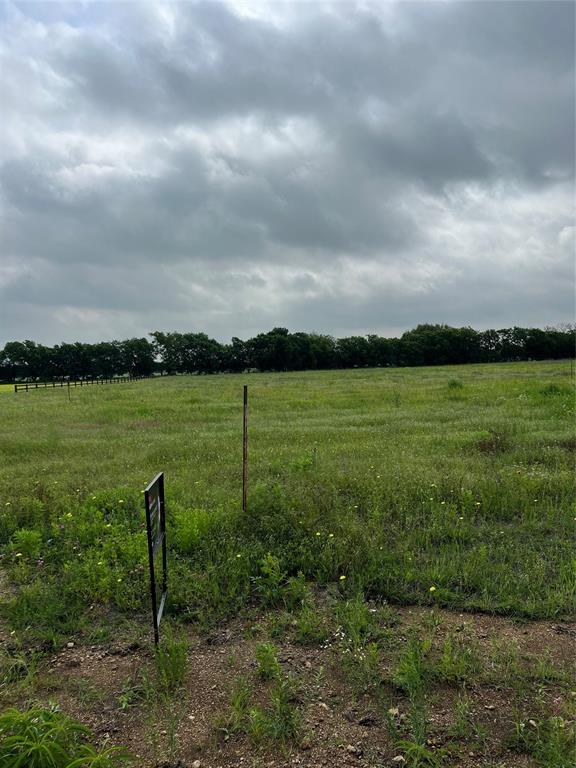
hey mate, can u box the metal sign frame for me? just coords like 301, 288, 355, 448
144, 471, 167, 646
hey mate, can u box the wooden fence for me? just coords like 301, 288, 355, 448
14, 375, 154, 393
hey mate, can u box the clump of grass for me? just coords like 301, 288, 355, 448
224, 676, 252, 734
0, 650, 39, 699
395, 737, 446, 767
486, 638, 523, 687
220, 657, 301, 746
554, 436, 576, 453
539, 383, 569, 397
435, 633, 482, 684
449, 691, 487, 744
0, 704, 132, 767
475, 429, 511, 454
396, 701, 448, 767
509, 715, 575, 767
446, 378, 465, 401
154, 629, 188, 692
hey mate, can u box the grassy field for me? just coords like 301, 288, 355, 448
0, 361, 574, 767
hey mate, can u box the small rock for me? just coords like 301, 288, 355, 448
388, 707, 400, 717
66, 642, 74, 648
192, 761, 202, 768
392, 757, 406, 764
358, 711, 379, 727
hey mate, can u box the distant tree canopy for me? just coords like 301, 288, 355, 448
0, 324, 574, 382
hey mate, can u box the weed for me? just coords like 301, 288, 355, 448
8, 528, 42, 560
529, 653, 571, 686
255, 642, 281, 680
0, 704, 132, 767
254, 553, 287, 607
342, 640, 382, 694
294, 602, 331, 646
247, 675, 301, 744
267, 611, 293, 639
221, 671, 301, 745
449, 691, 474, 739
396, 701, 448, 767
282, 571, 308, 609
393, 635, 432, 700
336, 595, 380, 647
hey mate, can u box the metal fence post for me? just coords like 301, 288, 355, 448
242, 385, 248, 513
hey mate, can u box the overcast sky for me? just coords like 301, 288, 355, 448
0, 0, 574, 346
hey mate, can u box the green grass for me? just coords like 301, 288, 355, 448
0, 361, 574, 647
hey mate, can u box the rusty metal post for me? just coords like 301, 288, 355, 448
242, 385, 248, 513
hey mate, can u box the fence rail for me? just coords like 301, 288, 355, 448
14, 375, 154, 393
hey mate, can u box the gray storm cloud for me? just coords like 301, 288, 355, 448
0, 0, 574, 345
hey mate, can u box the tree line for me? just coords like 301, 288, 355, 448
0, 324, 573, 382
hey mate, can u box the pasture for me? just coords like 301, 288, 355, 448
0, 361, 574, 767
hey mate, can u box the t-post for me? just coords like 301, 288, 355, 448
242, 385, 248, 513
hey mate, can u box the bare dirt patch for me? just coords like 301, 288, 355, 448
2, 607, 574, 768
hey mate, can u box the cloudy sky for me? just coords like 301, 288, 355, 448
0, 0, 574, 345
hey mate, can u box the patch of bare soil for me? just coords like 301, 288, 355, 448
2, 607, 574, 768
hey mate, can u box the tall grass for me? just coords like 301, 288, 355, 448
0, 361, 574, 646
